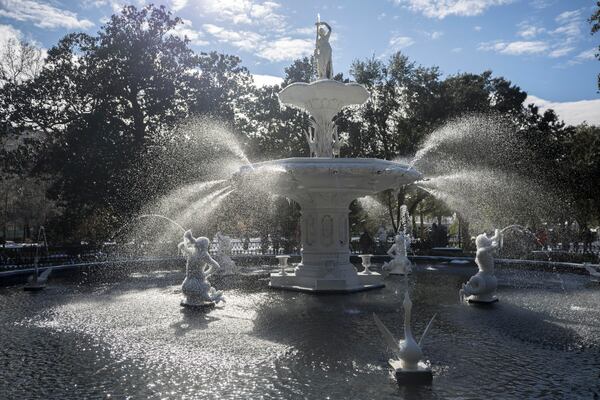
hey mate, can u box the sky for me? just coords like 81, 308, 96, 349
0, 0, 598, 125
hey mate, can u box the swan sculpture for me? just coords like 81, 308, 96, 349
373, 291, 436, 384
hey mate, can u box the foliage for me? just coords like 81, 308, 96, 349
4, 5, 251, 241
2, 5, 599, 245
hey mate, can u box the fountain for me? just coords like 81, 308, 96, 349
460, 229, 502, 303
235, 18, 421, 292
178, 230, 224, 308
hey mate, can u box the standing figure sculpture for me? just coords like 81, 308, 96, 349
178, 230, 223, 308
460, 229, 502, 303
314, 19, 332, 79
383, 232, 412, 275
215, 232, 238, 275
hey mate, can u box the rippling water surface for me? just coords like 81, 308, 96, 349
1, 264, 599, 399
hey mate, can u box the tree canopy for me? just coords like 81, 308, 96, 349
1, 3, 599, 244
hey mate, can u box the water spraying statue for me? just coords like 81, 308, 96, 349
383, 232, 413, 275
178, 230, 224, 308
459, 229, 502, 303
215, 232, 238, 275
373, 292, 435, 385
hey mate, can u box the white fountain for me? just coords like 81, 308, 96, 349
460, 229, 502, 303
236, 18, 421, 293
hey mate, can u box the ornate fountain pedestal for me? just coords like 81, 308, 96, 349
270, 196, 383, 292
238, 158, 420, 293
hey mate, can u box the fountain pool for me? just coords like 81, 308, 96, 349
1, 263, 598, 399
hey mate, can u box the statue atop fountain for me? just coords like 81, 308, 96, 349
278, 17, 369, 158
314, 19, 333, 79
215, 232, 238, 275
383, 232, 412, 275
460, 229, 502, 303
178, 230, 223, 308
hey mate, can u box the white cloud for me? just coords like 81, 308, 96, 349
203, 23, 263, 52
294, 26, 314, 36
479, 40, 548, 55
203, 24, 312, 62
555, 10, 581, 24
474, 26, 482, 31
170, 19, 209, 46
198, 0, 316, 62
252, 73, 283, 87
574, 48, 597, 61
426, 31, 443, 40
527, 95, 600, 126
565, 48, 598, 66
531, 0, 555, 9
171, 0, 188, 11
257, 37, 313, 61
551, 9, 583, 44
0, 23, 21, 45
548, 46, 574, 58
517, 22, 545, 39
0, 0, 94, 29
197, 0, 285, 31
393, 0, 512, 19
389, 35, 415, 49
451, 47, 462, 53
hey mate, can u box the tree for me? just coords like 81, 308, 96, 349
7, 5, 253, 241
236, 56, 315, 160
0, 39, 44, 85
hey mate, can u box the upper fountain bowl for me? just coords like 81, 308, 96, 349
235, 157, 422, 204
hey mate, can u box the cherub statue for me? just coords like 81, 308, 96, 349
314, 21, 332, 79
382, 232, 412, 275
178, 230, 223, 307
215, 231, 238, 275
460, 229, 502, 303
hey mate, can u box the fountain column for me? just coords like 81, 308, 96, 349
270, 192, 382, 291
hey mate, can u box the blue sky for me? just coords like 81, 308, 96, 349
0, 0, 598, 124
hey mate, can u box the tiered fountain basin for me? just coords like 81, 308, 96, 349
236, 157, 422, 292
